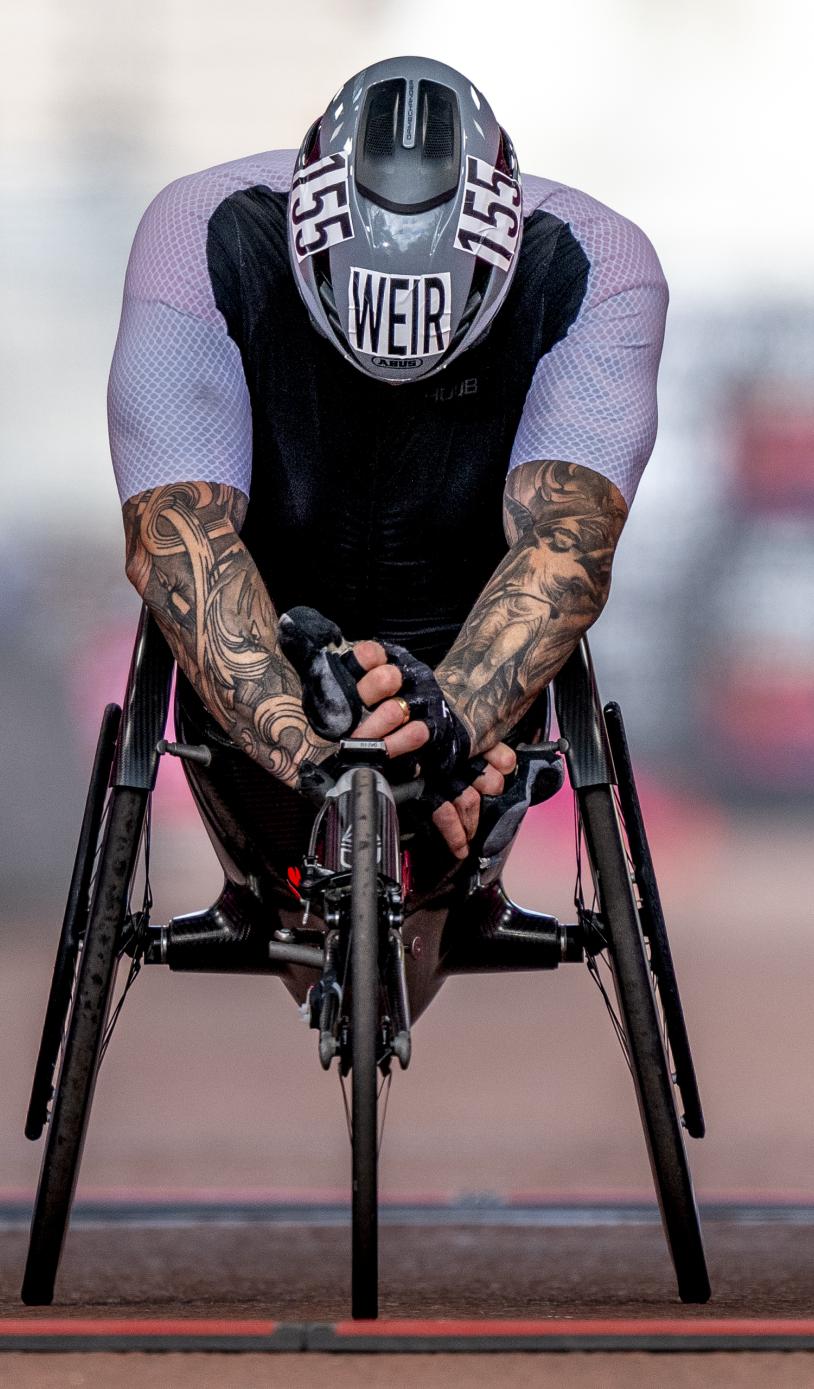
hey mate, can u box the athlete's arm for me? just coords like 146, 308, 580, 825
122, 481, 428, 785
435, 459, 627, 754
436, 199, 667, 754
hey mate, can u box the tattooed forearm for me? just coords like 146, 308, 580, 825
436, 460, 627, 753
123, 482, 329, 784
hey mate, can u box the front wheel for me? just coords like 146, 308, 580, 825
21, 785, 149, 1306
578, 785, 710, 1304
350, 767, 380, 1320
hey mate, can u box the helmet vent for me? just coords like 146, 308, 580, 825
299, 116, 322, 169
363, 79, 401, 161
447, 260, 492, 354
421, 82, 456, 162
315, 265, 351, 350
356, 76, 461, 214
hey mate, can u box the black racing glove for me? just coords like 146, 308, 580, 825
381, 642, 483, 809
278, 607, 366, 741
278, 609, 484, 811
476, 745, 564, 858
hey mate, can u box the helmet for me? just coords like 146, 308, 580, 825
288, 56, 522, 384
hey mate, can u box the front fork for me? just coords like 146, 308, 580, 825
308, 911, 412, 1075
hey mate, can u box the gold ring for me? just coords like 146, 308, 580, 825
394, 696, 411, 727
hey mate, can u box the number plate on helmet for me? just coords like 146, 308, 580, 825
290, 152, 355, 262
455, 156, 521, 272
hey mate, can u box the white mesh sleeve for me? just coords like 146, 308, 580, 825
510, 181, 669, 506
108, 151, 295, 503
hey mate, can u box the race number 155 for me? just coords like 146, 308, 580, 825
290, 152, 355, 262
455, 156, 521, 272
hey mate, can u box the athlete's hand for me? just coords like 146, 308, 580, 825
347, 640, 430, 759
342, 641, 517, 858
430, 742, 517, 859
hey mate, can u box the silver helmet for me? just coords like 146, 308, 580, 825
288, 56, 522, 384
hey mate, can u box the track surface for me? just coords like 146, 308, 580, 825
4, 1352, 814, 1388
2, 1207, 812, 1319
3, 1208, 813, 1384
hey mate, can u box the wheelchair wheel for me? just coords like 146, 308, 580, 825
25, 704, 121, 1142
578, 784, 711, 1304
350, 767, 380, 1320
21, 784, 149, 1306
603, 701, 705, 1139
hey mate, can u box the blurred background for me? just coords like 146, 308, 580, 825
2, 0, 812, 1203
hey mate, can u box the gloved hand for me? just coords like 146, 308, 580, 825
278, 607, 516, 857
279, 608, 473, 773
476, 745, 565, 859
278, 608, 429, 788
278, 606, 366, 740
381, 643, 472, 783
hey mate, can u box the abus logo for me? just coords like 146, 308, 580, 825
348, 268, 452, 358
372, 356, 424, 370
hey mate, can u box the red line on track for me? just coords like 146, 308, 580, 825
0, 1320, 277, 1337
331, 1318, 814, 1338
5, 1318, 814, 1339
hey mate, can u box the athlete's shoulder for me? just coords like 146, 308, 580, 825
146, 148, 295, 219
510, 174, 668, 506
135, 149, 295, 245
522, 172, 667, 303
125, 150, 296, 312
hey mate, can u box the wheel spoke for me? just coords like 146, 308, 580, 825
98, 798, 153, 1066
586, 951, 632, 1071
377, 1071, 392, 1157
339, 1068, 353, 1142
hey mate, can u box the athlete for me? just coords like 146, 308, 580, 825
110, 55, 667, 880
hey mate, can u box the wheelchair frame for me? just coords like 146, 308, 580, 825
21, 605, 711, 1314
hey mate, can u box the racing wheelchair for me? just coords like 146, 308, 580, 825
21, 606, 711, 1317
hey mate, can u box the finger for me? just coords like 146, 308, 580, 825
356, 662, 402, 706
350, 639, 388, 673
384, 719, 429, 760
354, 697, 411, 740
471, 765, 504, 797
350, 701, 428, 757
483, 742, 517, 776
432, 802, 469, 860
453, 785, 481, 839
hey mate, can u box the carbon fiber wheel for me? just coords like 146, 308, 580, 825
350, 767, 380, 1320
21, 785, 149, 1306
25, 705, 121, 1143
578, 784, 711, 1304
603, 701, 705, 1139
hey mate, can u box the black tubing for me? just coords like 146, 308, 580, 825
350, 767, 380, 1320
579, 785, 710, 1304
21, 787, 149, 1306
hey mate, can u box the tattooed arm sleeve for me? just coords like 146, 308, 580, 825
122, 481, 329, 784
435, 460, 627, 754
